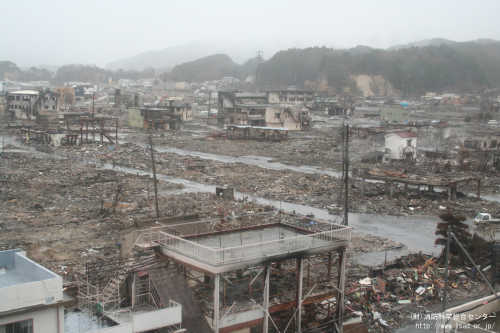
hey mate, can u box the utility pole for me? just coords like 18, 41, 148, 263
342, 122, 349, 226
208, 91, 211, 124
148, 134, 160, 219
92, 93, 95, 143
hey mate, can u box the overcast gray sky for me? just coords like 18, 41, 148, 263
2, 0, 500, 68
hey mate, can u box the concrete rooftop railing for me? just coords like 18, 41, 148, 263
137, 222, 351, 266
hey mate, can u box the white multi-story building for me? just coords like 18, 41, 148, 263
0, 249, 68, 333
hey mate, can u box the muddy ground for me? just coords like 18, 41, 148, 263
0, 148, 403, 278
46, 138, 500, 219
1, 116, 496, 332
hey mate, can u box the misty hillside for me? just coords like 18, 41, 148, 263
168, 54, 240, 82
164, 53, 264, 83
106, 43, 218, 71
5, 38, 500, 96
53, 65, 155, 84
160, 39, 500, 94
0, 61, 53, 81
105, 42, 261, 71
0, 62, 156, 84
388, 38, 457, 50
254, 41, 500, 94
0, 61, 22, 79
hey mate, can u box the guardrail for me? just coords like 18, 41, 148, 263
137, 223, 351, 266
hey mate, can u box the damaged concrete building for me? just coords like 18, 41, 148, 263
266, 90, 314, 105
134, 213, 351, 333
217, 91, 311, 130
7, 90, 41, 120
384, 131, 417, 162
7, 89, 62, 122
129, 99, 192, 130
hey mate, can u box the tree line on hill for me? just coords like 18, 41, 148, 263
4, 39, 500, 95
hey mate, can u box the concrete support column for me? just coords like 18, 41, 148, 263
296, 257, 304, 333
214, 274, 220, 333
360, 178, 365, 197
448, 186, 452, 201
263, 264, 271, 333
477, 180, 481, 199
428, 185, 434, 192
389, 182, 394, 198
336, 248, 347, 333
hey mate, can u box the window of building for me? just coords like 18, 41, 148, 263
0, 319, 33, 333
407, 139, 412, 147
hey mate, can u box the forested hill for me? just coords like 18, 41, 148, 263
256, 41, 500, 95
